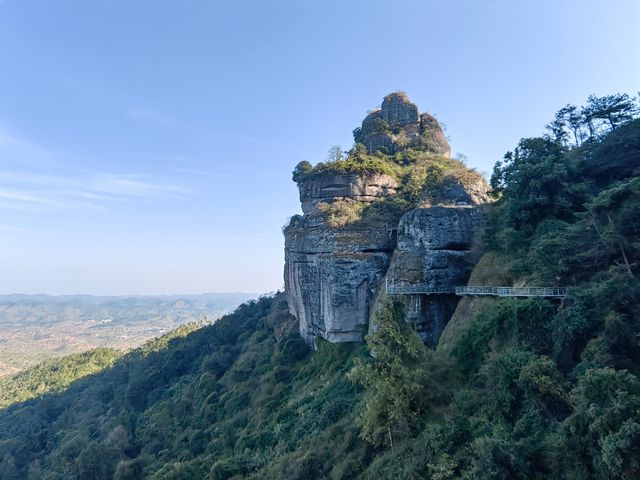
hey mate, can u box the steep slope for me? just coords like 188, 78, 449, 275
0, 294, 375, 479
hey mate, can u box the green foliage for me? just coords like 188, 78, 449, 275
349, 301, 435, 447
0, 294, 374, 478
0, 347, 122, 408
293, 143, 485, 229
308, 144, 401, 179
546, 93, 639, 147
317, 200, 366, 228
292, 160, 313, 183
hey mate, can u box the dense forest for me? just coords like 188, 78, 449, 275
1, 94, 639, 479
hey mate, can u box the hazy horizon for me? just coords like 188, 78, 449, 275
0, 291, 262, 298
1, 0, 638, 295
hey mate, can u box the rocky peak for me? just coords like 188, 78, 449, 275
358, 92, 451, 156
380, 92, 419, 126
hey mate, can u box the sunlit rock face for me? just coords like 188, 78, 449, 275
284, 224, 394, 345
359, 92, 451, 157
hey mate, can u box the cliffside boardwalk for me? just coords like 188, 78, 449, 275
385, 279, 568, 298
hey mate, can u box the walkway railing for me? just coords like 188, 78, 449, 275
385, 280, 567, 298
456, 286, 567, 298
385, 281, 456, 295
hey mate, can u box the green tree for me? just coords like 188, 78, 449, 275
349, 301, 433, 448
291, 160, 313, 183
584, 93, 638, 133
490, 137, 579, 237
327, 145, 345, 162
546, 104, 586, 147
584, 177, 640, 278
564, 368, 640, 478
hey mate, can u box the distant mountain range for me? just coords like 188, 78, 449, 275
0, 292, 257, 377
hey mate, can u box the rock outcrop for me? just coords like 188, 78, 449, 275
284, 93, 490, 347
298, 172, 398, 215
359, 92, 451, 157
374, 206, 486, 345
284, 221, 394, 345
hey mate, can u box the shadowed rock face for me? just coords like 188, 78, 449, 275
377, 206, 486, 345
360, 92, 451, 156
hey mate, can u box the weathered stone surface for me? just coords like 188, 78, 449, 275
298, 172, 398, 215
284, 214, 395, 346
359, 92, 450, 156
380, 92, 419, 125
374, 206, 486, 346
419, 113, 451, 157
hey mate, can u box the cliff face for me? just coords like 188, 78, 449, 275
284, 93, 489, 347
374, 206, 486, 345
284, 172, 397, 345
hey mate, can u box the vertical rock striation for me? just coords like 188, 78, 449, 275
284, 172, 398, 346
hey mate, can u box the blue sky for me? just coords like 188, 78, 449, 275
0, 0, 638, 295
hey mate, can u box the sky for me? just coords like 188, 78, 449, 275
0, 0, 638, 295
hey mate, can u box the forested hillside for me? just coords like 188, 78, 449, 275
1, 95, 638, 479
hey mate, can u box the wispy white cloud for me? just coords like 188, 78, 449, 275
0, 126, 194, 213
0, 171, 192, 213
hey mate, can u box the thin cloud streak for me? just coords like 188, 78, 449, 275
0, 171, 193, 212
0, 126, 196, 213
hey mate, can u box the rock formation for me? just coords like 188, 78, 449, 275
298, 172, 398, 215
284, 93, 489, 347
358, 92, 451, 157
373, 206, 486, 345
284, 171, 397, 345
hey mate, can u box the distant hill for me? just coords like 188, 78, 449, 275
0, 292, 257, 376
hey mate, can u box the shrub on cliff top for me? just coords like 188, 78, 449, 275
291, 144, 401, 184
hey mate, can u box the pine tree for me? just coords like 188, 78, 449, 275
348, 301, 432, 448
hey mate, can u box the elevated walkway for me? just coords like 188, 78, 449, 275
385, 280, 567, 298
455, 286, 567, 298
